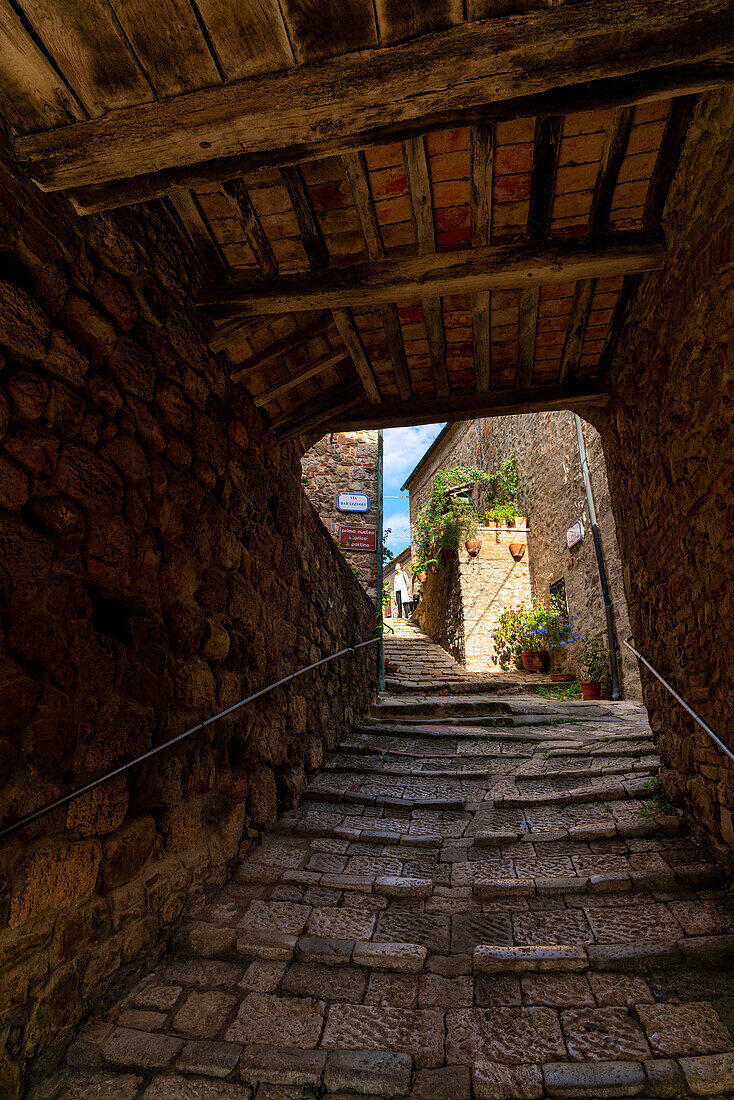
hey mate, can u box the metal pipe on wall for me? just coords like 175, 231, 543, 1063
574, 413, 621, 701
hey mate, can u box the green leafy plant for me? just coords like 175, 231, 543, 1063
639, 779, 676, 817
484, 455, 519, 507
536, 682, 582, 701
482, 502, 518, 526
413, 464, 494, 569
493, 597, 578, 658
575, 631, 610, 683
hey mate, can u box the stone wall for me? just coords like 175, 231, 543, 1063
478, 412, 640, 697
415, 527, 532, 669
301, 431, 379, 603
601, 89, 734, 866
407, 420, 480, 531
0, 132, 377, 1097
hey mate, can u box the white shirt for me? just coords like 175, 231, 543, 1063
393, 569, 410, 599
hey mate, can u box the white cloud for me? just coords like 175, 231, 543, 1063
383, 424, 445, 482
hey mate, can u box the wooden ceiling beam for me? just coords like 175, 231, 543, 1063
403, 135, 450, 399
600, 95, 698, 377
342, 150, 412, 402
221, 313, 331, 373
199, 231, 667, 317
280, 380, 610, 437
253, 349, 350, 406
470, 124, 494, 393
280, 161, 382, 406
167, 190, 231, 281
221, 178, 279, 276
268, 381, 364, 437
517, 115, 563, 389
558, 105, 635, 384
17, 0, 734, 208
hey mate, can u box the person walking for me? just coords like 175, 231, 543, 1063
393, 562, 410, 618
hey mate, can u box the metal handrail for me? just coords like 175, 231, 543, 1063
0, 635, 380, 841
623, 635, 734, 765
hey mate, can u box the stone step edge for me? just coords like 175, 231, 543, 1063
473, 817, 684, 845
272, 821, 443, 846
472, 934, 734, 974
471, 864, 723, 897
236, 865, 435, 894
325, 759, 657, 781
472, 1055, 734, 1099
301, 783, 660, 810
302, 790, 466, 810
175, 924, 428, 972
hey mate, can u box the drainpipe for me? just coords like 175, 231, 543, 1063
377, 429, 385, 692
573, 414, 621, 701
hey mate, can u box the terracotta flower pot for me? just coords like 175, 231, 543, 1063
580, 681, 601, 699
428, 562, 439, 575
441, 547, 456, 563
514, 515, 528, 528
508, 541, 526, 561
465, 538, 482, 556
521, 649, 549, 673
417, 571, 427, 583
385, 662, 398, 675
550, 673, 575, 683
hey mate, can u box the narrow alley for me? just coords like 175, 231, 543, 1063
34, 627, 734, 1099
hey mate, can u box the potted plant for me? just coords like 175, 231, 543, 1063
462, 512, 481, 555
492, 598, 578, 673
413, 560, 428, 584
550, 667, 575, 683
575, 632, 610, 699
427, 558, 440, 575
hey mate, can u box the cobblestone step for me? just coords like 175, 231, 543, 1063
42, 645, 733, 1098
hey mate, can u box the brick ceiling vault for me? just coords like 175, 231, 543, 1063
4, 0, 734, 442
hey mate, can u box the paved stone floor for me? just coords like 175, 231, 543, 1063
32, 690, 734, 1098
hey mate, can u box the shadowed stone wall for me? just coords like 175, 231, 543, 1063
0, 132, 377, 1096
601, 89, 734, 867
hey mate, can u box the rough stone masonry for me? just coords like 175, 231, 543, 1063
0, 128, 377, 1097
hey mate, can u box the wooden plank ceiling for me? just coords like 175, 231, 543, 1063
3, 0, 733, 443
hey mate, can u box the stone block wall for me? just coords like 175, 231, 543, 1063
0, 132, 377, 1096
301, 430, 379, 603
478, 412, 640, 697
601, 89, 734, 866
415, 527, 531, 670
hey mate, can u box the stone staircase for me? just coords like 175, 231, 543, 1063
383, 618, 549, 694
32, 692, 734, 1100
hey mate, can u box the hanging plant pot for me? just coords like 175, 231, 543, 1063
508, 541, 526, 561
417, 571, 427, 584
580, 681, 601, 700
521, 649, 549, 673
441, 547, 457, 563
465, 538, 482, 556
428, 562, 439, 575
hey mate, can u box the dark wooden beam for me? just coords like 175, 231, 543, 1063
253, 349, 350, 406
18, 0, 732, 200
557, 105, 635, 383
40, 65, 732, 214
332, 309, 382, 405
517, 116, 563, 388
281, 381, 610, 436
342, 150, 412, 401
403, 135, 450, 398
471, 124, 494, 392
558, 279, 596, 383
221, 178, 278, 275
268, 381, 364, 437
600, 95, 697, 378
280, 165, 330, 269
223, 313, 332, 376
167, 190, 231, 281
201, 231, 666, 316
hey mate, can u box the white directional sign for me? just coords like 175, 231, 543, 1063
566, 520, 584, 549
337, 492, 369, 513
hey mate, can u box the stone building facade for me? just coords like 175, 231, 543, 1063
404, 416, 640, 695
600, 89, 734, 867
301, 431, 379, 603
0, 132, 377, 1096
415, 525, 532, 670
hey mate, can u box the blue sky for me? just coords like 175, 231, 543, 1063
383, 424, 444, 559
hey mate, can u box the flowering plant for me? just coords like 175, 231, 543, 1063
493, 598, 578, 658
